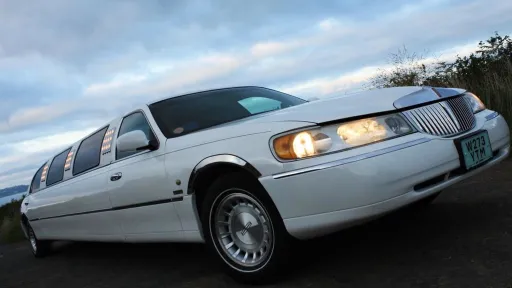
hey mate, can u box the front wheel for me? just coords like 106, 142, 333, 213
200, 172, 291, 284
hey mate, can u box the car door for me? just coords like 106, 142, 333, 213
106, 109, 183, 241
26, 127, 123, 241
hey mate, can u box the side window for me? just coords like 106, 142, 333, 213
116, 112, 157, 160
46, 148, 71, 186
30, 164, 45, 193
238, 97, 282, 114
73, 127, 108, 175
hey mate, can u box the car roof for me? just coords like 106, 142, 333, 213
146, 85, 273, 106
39, 86, 291, 168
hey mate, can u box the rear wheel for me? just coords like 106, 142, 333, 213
27, 223, 52, 258
200, 172, 291, 284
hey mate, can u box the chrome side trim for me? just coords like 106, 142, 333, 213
485, 111, 499, 121
272, 138, 432, 179
393, 87, 465, 109
194, 154, 247, 170
29, 197, 185, 222
188, 154, 261, 194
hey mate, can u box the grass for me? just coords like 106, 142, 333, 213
445, 59, 512, 125
0, 198, 25, 244
368, 33, 512, 126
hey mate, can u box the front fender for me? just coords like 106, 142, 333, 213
165, 121, 314, 192
187, 154, 261, 194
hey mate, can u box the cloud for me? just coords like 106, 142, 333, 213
0, 128, 96, 167
2, 0, 410, 67
14, 128, 97, 155
83, 0, 512, 97
0, 0, 511, 187
278, 42, 482, 98
279, 65, 384, 97
0, 169, 35, 189
0, 127, 98, 189
7, 104, 75, 131
317, 18, 340, 31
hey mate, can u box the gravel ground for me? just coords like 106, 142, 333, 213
1, 158, 512, 288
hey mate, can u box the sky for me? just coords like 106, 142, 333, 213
0, 0, 511, 189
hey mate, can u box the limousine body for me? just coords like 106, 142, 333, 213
20, 86, 509, 282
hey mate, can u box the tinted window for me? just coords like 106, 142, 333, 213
30, 164, 45, 193
46, 148, 71, 186
117, 112, 157, 160
238, 97, 282, 114
149, 87, 307, 138
73, 127, 108, 175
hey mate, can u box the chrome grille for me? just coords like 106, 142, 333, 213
402, 96, 475, 136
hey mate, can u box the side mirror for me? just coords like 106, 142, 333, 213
116, 130, 157, 153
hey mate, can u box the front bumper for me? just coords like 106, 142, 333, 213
259, 110, 510, 239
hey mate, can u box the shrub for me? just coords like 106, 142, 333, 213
368, 32, 512, 124
0, 198, 26, 243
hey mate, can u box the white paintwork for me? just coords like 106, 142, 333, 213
20, 86, 510, 249
27, 165, 119, 239
214, 87, 420, 125
284, 145, 509, 239
260, 111, 510, 238
106, 152, 183, 235
116, 130, 150, 153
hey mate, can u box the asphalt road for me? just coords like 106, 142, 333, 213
1, 159, 512, 288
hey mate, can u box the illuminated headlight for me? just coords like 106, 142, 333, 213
272, 113, 414, 160
464, 92, 485, 113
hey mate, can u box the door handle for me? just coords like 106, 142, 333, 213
110, 172, 122, 181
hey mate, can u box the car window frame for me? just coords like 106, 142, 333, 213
45, 147, 72, 187
29, 163, 47, 194
113, 109, 160, 163
148, 86, 307, 139
72, 125, 109, 177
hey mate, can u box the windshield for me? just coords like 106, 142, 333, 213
148, 86, 307, 138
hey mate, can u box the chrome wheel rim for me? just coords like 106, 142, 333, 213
28, 228, 37, 253
212, 191, 274, 268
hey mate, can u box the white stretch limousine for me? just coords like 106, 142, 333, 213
20, 86, 509, 282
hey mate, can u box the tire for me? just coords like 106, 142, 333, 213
200, 172, 291, 284
26, 222, 52, 258
414, 191, 441, 208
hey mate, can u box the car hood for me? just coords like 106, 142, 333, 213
243, 86, 466, 124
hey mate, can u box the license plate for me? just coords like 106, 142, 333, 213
457, 131, 493, 170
